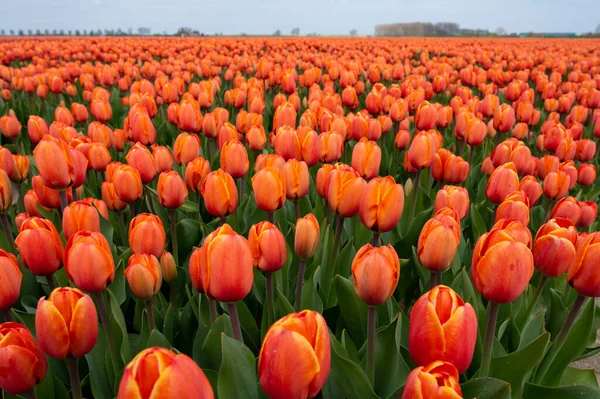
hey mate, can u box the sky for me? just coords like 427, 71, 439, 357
1, 0, 599, 36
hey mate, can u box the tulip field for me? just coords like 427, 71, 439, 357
2, 36, 600, 399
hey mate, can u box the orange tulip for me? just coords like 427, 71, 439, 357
327, 169, 367, 218
486, 162, 519, 204
415, 101, 438, 131
10, 154, 29, 183
0, 169, 12, 212
248, 222, 287, 272
112, 164, 143, 203
65, 231, 115, 292
0, 250, 22, 309
27, 116, 48, 145
359, 176, 404, 232
282, 159, 309, 200
87, 143, 111, 172
407, 131, 438, 170
157, 170, 188, 209
579, 201, 598, 228
533, 218, 577, 278
152, 145, 174, 173
15, 217, 63, 276
70, 102, 89, 123
185, 156, 211, 192
295, 213, 320, 259
568, 233, 600, 297
493, 103, 515, 133
317, 130, 344, 163
125, 253, 162, 300
409, 286, 477, 373
218, 122, 239, 149
129, 213, 166, 258
274, 126, 302, 161
173, 132, 201, 165
81, 197, 109, 220
472, 220, 533, 303
255, 154, 285, 172
252, 166, 286, 212
495, 190, 530, 226
519, 175, 543, 206
351, 138, 381, 180
177, 100, 203, 132
434, 185, 469, 220
101, 181, 127, 212
32, 175, 72, 209
189, 224, 253, 302
543, 170, 570, 200
35, 287, 97, 359
220, 139, 249, 179
258, 311, 330, 399
0, 322, 47, 395
395, 129, 411, 150
126, 143, 157, 184
33, 135, 76, 189
418, 208, 461, 272
352, 243, 400, 306
129, 110, 156, 145
401, 361, 462, 399
464, 118, 487, 146
247, 124, 267, 151
117, 347, 214, 399
201, 169, 238, 217
431, 149, 470, 184
0, 114, 21, 138
577, 163, 596, 186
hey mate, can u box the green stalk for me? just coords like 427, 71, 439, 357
480, 301, 500, 377
367, 306, 377, 385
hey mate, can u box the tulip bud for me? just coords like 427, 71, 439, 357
65, 231, 115, 292
35, 287, 98, 359
33, 135, 76, 189
126, 143, 157, 184
0, 114, 21, 138
246, 124, 267, 151
434, 185, 469, 220
431, 149, 470, 184
0, 169, 12, 212
258, 311, 330, 399
486, 162, 519, 204
282, 159, 309, 200
352, 243, 400, 306
495, 190, 530, 226
351, 138, 381, 180
220, 139, 249, 179
252, 166, 286, 213
568, 233, 600, 297
157, 170, 188, 209
0, 323, 47, 394
152, 145, 174, 173
10, 154, 29, 183
101, 181, 127, 212
579, 201, 598, 228
418, 208, 461, 272
577, 164, 596, 186
15, 217, 63, 276
173, 132, 201, 165
201, 169, 238, 217
27, 116, 48, 145
188, 224, 253, 302
407, 131, 438, 170
185, 156, 211, 193
401, 361, 462, 399
543, 170, 570, 200
248, 222, 287, 272
409, 286, 477, 373
359, 176, 404, 232
129, 213, 166, 257
327, 169, 367, 218
160, 252, 177, 283
62, 200, 101, 240
112, 164, 143, 203
0, 250, 22, 309
125, 253, 162, 300
533, 218, 577, 278
519, 175, 543, 206
117, 347, 214, 399
295, 214, 319, 259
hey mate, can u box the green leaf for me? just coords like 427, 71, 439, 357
163, 303, 180, 344
518, 307, 545, 350
176, 218, 201, 261
470, 203, 487, 242
85, 328, 115, 399
147, 329, 172, 349
461, 377, 512, 399
274, 287, 294, 320
202, 315, 233, 369
334, 275, 367, 345
489, 332, 550, 399
107, 289, 132, 364
301, 270, 324, 313
218, 334, 259, 399
523, 383, 600, 399
560, 366, 600, 389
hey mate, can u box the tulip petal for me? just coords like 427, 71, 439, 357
35, 299, 70, 359
0, 346, 40, 394
441, 304, 477, 373
148, 355, 214, 399
69, 295, 98, 357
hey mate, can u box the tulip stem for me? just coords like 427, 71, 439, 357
59, 190, 69, 214
371, 231, 380, 247
294, 199, 301, 220
17, 183, 24, 213
145, 300, 156, 331
480, 301, 500, 377
238, 177, 245, 201
295, 259, 306, 312
267, 211, 274, 224
0, 213, 17, 255
67, 357, 82, 399
117, 211, 127, 246
45, 275, 57, 292
430, 271, 441, 290
144, 186, 155, 214
543, 201, 553, 223
410, 172, 421, 219
1, 308, 12, 322
209, 298, 218, 324
535, 294, 587, 384
228, 302, 243, 343
266, 272, 274, 326
169, 209, 179, 266
519, 275, 547, 328
26, 389, 37, 399
93, 291, 121, 375
367, 306, 377, 386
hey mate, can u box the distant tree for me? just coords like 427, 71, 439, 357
9, 29, 14, 36
35, 29, 41, 36
18, 29, 24, 36
596, 24, 600, 34
350, 29, 358, 36
27, 29, 32, 36
51, 29, 57, 35
59, 29, 64, 35
75, 30, 80, 36
495, 27, 506, 36
128, 28, 133, 35
67, 30, 72, 36
274, 29, 281, 36
0, 29, 5, 36
44, 29, 49, 35
291, 27, 300, 36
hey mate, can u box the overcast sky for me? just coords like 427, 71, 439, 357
2, 0, 599, 35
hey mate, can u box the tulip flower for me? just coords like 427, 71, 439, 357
543, 170, 570, 201
294, 213, 320, 310
409, 286, 477, 373
9, 154, 29, 184
351, 138, 381, 180
27, 116, 48, 145
33, 134, 75, 210
152, 145, 174, 173
486, 162, 519, 204
15, 217, 63, 286
577, 163, 596, 186
126, 143, 157, 184
401, 361, 462, 399
189, 224, 253, 339
0, 113, 21, 138
129, 213, 166, 258
327, 169, 367, 219
431, 149, 470, 184
519, 175, 543, 206
0, 250, 21, 310
0, 322, 47, 395
125, 253, 162, 329
111, 163, 143, 204
495, 190, 530, 226
258, 311, 330, 399
220, 139, 249, 180
252, 166, 286, 221
282, 159, 309, 218
434, 185, 469, 220
201, 168, 238, 219
62, 200, 101, 240
359, 176, 404, 239
117, 347, 214, 399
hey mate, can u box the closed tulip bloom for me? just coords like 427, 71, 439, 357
0, 322, 48, 395
117, 347, 214, 399
576, 139, 596, 162
160, 252, 177, 283
395, 129, 411, 150
486, 162, 519, 204
418, 208, 461, 272
10, 154, 29, 183
0, 250, 22, 309
550, 197, 582, 225
519, 176, 543, 206
32, 176, 72, 209
201, 169, 238, 217
568, 233, 600, 297
434, 185, 469, 220
173, 132, 201, 166
579, 201, 598, 228
35, 287, 98, 359
218, 123, 239, 150
352, 244, 400, 306
359, 176, 404, 232
126, 143, 157, 184
27, 116, 48, 145
464, 118, 487, 146
125, 253, 162, 300
409, 286, 477, 373
64, 231, 115, 292
23, 189, 46, 218
495, 190, 530, 226
282, 159, 309, 200
157, 171, 188, 209
112, 164, 143, 203
295, 214, 320, 259
407, 131, 437, 170
578, 164, 596, 186
533, 218, 578, 278
0, 169, 12, 212
315, 163, 335, 198
15, 213, 28, 231
493, 104, 516, 133
317, 131, 344, 163
249, 222, 287, 272
401, 361, 462, 399
559, 161, 578, 190
101, 182, 127, 212
130, 111, 156, 145
129, 213, 166, 258
33, 135, 76, 189
538, 156, 560, 181
189, 224, 253, 302
247, 124, 267, 151
472, 222, 534, 303
274, 126, 302, 161
258, 310, 330, 399
252, 166, 286, 212
0, 147, 14, 181
185, 156, 211, 192
415, 101, 438, 131
71, 102, 89, 123
351, 138, 381, 180
152, 145, 174, 173
543, 170, 570, 200
255, 154, 286, 172
431, 149, 470, 184
87, 143, 111, 172
71, 149, 88, 189
327, 169, 367, 218
90, 99, 112, 122
15, 217, 63, 276
220, 139, 249, 179
177, 100, 202, 132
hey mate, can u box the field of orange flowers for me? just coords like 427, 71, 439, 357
0, 36, 600, 398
